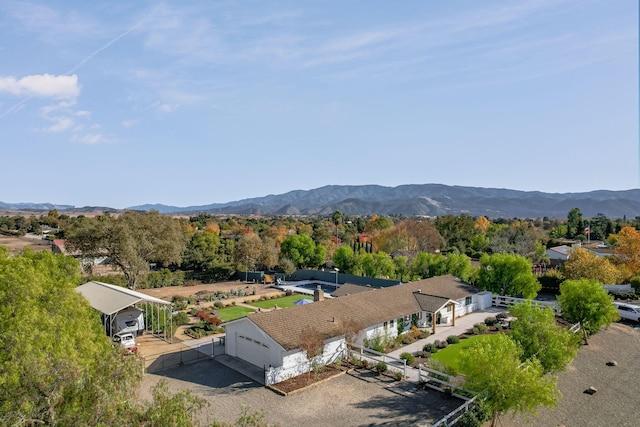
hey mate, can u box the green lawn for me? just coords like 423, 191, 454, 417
249, 294, 313, 309
215, 306, 255, 322
430, 334, 500, 372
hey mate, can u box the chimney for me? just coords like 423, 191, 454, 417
314, 285, 324, 302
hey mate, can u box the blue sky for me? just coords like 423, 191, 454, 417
1, 0, 637, 208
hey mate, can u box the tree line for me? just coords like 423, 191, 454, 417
2, 208, 640, 293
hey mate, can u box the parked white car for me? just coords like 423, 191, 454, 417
613, 302, 640, 323
112, 331, 138, 352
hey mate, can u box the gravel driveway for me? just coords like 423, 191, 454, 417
499, 322, 640, 427
140, 359, 463, 426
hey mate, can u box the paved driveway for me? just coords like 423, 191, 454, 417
140, 358, 464, 426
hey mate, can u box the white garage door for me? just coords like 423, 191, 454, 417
236, 334, 271, 368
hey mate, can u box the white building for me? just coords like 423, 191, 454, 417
224, 275, 491, 385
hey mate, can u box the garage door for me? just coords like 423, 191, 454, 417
236, 334, 271, 368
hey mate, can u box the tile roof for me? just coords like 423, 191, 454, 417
247, 275, 479, 350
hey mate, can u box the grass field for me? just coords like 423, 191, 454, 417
215, 306, 255, 322
430, 334, 499, 372
249, 294, 313, 309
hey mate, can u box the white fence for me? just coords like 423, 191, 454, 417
349, 346, 407, 379
491, 295, 560, 314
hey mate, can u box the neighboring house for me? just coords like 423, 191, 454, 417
546, 245, 572, 263
546, 243, 615, 266
224, 275, 491, 385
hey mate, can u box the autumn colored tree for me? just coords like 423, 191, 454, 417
235, 234, 263, 271
474, 216, 490, 234
562, 247, 622, 284
613, 226, 640, 278
374, 219, 443, 255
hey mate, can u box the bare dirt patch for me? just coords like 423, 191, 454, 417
138, 281, 286, 303
0, 234, 53, 253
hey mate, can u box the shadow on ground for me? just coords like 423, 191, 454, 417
146, 358, 261, 395
347, 372, 463, 426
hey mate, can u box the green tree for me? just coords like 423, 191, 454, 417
183, 231, 221, 271
280, 234, 326, 269
66, 211, 187, 289
0, 250, 136, 424
557, 279, 619, 343
509, 302, 580, 373
477, 253, 541, 298
566, 208, 584, 239
434, 214, 476, 254
459, 334, 558, 427
333, 245, 356, 273
0, 249, 216, 426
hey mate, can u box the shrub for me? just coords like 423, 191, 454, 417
484, 316, 497, 326
473, 323, 488, 334
374, 361, 388, 373
213, 301, 224, 309
394, 370, 403, 381
410, 325, 421, 338
435, 339, 448, 349
418, 330, 431, 339
495, 324, 503, 332
496, 312, 508, 321
399, 352, 415, 365
172, 311, 190, 326
446, 335, 460, 344
423, 343, 438, 353
401, 334, 416, 345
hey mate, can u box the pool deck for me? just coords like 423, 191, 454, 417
274, 280, 339, 299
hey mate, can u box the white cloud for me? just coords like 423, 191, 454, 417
122, 119, 138, 128
0, 74, 80, 99
73, 133, 111, 145
43, 116, 74, 133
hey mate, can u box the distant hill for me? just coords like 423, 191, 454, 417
127, 184, 640, 218
0, 201, 74, 211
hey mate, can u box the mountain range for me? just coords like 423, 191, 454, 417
3, 184, 639, 218
129, 184, 640, 218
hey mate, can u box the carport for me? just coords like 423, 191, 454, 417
76, 280, 173, 343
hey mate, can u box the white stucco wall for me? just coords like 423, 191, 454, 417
224, 318, 283, 369
265, 336, 346, 386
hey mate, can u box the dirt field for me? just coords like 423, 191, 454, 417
0, 234, 53, 253
138, 281, 286, 303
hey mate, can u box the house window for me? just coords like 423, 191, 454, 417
465, 296, 472, 305
390, 319, 394, 327
384, 322, 388, 330
446, 305, 452, 312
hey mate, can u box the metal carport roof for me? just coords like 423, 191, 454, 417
76, 280, 169, 315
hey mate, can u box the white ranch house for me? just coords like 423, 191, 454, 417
224, 275, 491, 385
